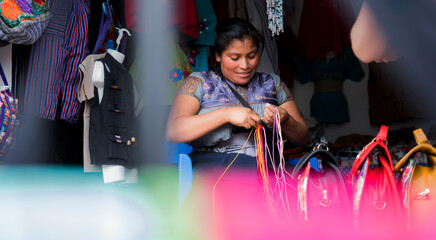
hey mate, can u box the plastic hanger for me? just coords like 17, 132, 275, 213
115, 27, 131, 51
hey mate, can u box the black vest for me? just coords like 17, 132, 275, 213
89, 53, 137, 168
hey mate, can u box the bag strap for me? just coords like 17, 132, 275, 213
225, 81, 250, 108
348, 125, 393, 182
291, 149, 340, 177
224, 77, 271, 132
394, 128, 436, 171
0, 63, 12, 96
0, 63, 9, 87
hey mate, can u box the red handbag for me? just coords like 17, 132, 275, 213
348, 126, 404, 231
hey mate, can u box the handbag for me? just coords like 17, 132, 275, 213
290, 136, 352, 228
348, 125, 403, 230
0, 63, 18, 158
394, 128, 436, 234
0, 0, 52, 45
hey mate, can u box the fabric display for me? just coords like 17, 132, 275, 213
170, 0, 198, 40
296, 0, 363, 123
23, 0, 90, 122
167, 42, 193, 104
289, 136, 352, 228
78, 52, 142, 171
228, 0, 248, 20
348, 125, 403, 230
295, 48, 364, 123
88, 53, 138, 169
77, 53, 105, 172
193, 0, 216, 46
0, 63, 18, 158
92, 1, 126, 55
394, 128, 436, 233
297, 0, 355, 61
0, 0, 52, 45
179, 0, 216, 77
245, 0, 279, 75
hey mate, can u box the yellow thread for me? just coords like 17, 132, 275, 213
212, 127, 255, 216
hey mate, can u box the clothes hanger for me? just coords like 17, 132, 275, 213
115, 27, 131, 51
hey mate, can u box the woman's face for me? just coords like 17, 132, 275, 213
216, 37, 260, 85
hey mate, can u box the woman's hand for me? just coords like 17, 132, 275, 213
263, 103, 290, 126
262, 101, 309, 145
226, 107, 261, 129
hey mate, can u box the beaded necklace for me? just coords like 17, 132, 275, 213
266, 0, 284, 36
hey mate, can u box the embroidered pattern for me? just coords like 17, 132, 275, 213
198, 17, 209, 34
169, 68, 183, 83
199, 71, 278, 109
0, 0, 49, 28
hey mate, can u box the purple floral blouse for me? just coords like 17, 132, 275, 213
176, 70, 294, 150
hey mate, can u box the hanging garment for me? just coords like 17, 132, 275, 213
78, 53, 105, 172
92, 1, 125, 55
78, 53, 143, 171
167, 42, 193, 104
193, 0, 216, 46
0, 0, 52, 45
296, 48, 364, 123
88, 53, 138, 168
184, 46, 209, 72
297, 0, 355, 60
170, 0, 198, 39
245, 0, 279, 75
228, 0, 248, 20
124, 0, 139, 32
23, 0, 90, 122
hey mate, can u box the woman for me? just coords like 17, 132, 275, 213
166, 18, 308, 169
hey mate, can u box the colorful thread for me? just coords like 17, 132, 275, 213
212, 107, 293, 224
212, 127, 255, 216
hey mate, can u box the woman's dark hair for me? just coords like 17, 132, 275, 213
214, 18, 264, 57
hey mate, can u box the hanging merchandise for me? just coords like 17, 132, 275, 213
290, 136, 352, 228
193, 0, 216, 46
23, 0, 90, 122
394, 128, 436, 234
228, 0, 248, 20
297, 0, 355, 60
92, 1, 125, 54
0, 63, 18, 159
348, 126, 404, 231
295, 48, 364, 123
245, 0, 279, 74
167, 42, 193, 104
266, 0, 283, 36
0, 0, 51, 44
184, 46, 208, 72
170, 0, 199, 40
89, 51, 138, 172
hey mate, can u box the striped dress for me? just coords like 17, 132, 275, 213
24, 0, 90, 122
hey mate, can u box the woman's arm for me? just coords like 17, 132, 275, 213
166, 94, 261, 143
263, 101, 309, 146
